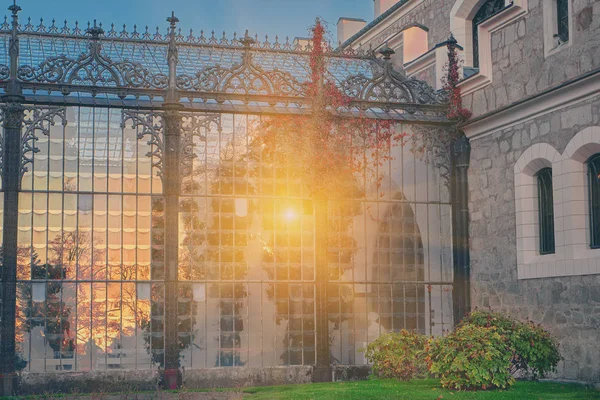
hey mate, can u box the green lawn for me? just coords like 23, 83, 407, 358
240, 379, 600, 400
6, 379, 600, 399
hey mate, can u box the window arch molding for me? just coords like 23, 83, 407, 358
450, 0, 528, 95
562, 126, 600, 258
515, 127, 600, 279
514, 142, 560, 272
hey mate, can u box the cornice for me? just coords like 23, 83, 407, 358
462, 68, 600, 140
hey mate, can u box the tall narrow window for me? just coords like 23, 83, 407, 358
472, 0, 505, 68
537, 168, 555, 254
588, 154, 600, 248
556, 0, 569, 43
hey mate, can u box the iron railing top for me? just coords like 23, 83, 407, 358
0, 16, 376, 57
0, 3, 451, 123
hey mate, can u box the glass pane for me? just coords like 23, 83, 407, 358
537, 168, 555, 254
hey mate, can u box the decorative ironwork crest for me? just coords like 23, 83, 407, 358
180, 113, 218, 177
20, 106, 67, 182
16, 22, 168, 89
0, 64, 8, 81
176, 40, 305, 98
122, 109, 165, 180
339, 47, 447, 105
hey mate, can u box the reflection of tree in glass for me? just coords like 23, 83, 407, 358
248, 131, 363, 365
205, 143, 254, 367
13, 230, 150, 369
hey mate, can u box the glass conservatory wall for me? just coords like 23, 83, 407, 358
12, 109, 453, 372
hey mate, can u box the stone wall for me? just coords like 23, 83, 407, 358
356, 0, 453, 52
19, 367, 314, 395
356, 1, 599, 118
468, 95, 600, 382
462, 0, 600, 118
18, 366, 371, 394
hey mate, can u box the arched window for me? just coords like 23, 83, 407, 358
537, 168, 555, 254
588, 154, 600, 248
472, 0, 505, 68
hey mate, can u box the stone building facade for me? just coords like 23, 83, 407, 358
339, 0, 600, 382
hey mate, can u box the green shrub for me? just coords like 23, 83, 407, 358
427, 324, 515, 391
359, 330, 429, 381
460, 310, 561, 378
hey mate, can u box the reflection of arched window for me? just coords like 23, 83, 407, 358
372, 193, 425, 332
537, 168, 555, 255
588, 154, 600, 248
472, 0, 505, 68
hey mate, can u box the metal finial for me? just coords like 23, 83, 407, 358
8, 0, 21, 17
167, 11, 178, 30
86, 19, 104, 38
447, 33, 457, 47
240, 30, 254, 47
379, 43, 395, 60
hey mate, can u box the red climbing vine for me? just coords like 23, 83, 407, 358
254, 19, 405, 198
445, 35, 472, 122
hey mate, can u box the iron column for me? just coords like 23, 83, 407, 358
0, 1, 23, 396
162, 12, 183, 389
451, 135, 471, 324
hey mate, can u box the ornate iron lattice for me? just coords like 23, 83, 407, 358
557, 0, 569, 43
17, 22, 168, 90
122, 109, 165, 180
340, 47, 447, 106
180, 113, 218, 177
177, 38, 306, 99
20, 106, 67, 182
0, 15, 365, 55
471, 0, 505, 68
537, 168, 555, 255
588, 154, 600, 248
0, 64, 8, 80
0, 8, 450, 122
0, 4, 458, 377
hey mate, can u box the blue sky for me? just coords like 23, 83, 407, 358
14, 0, 372, 43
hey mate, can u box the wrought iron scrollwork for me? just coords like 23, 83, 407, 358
180, 113, 218, 177
20, 106, 67, 181
122, 110, 165, 180
0, 64, 9, 81
17, 22, 168, 89
339, 46, 447, 106
176, 51, 305, 97
340, 59, 447, 105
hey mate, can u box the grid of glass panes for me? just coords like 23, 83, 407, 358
10, 108, 455, 371
177, 115, 454, 368
16, 107, 165, 372
326, 131, 454, 365
178, 113, 317, 367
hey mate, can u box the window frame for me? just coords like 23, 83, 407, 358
543, 0, 572, 57
471, 0, 506, 69
588, 154, 600, 249
451, 0, 529, 96
537, 168, 555, 255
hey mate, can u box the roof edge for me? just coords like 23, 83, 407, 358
337, 17, 367, 24
338, 0, 411, 50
